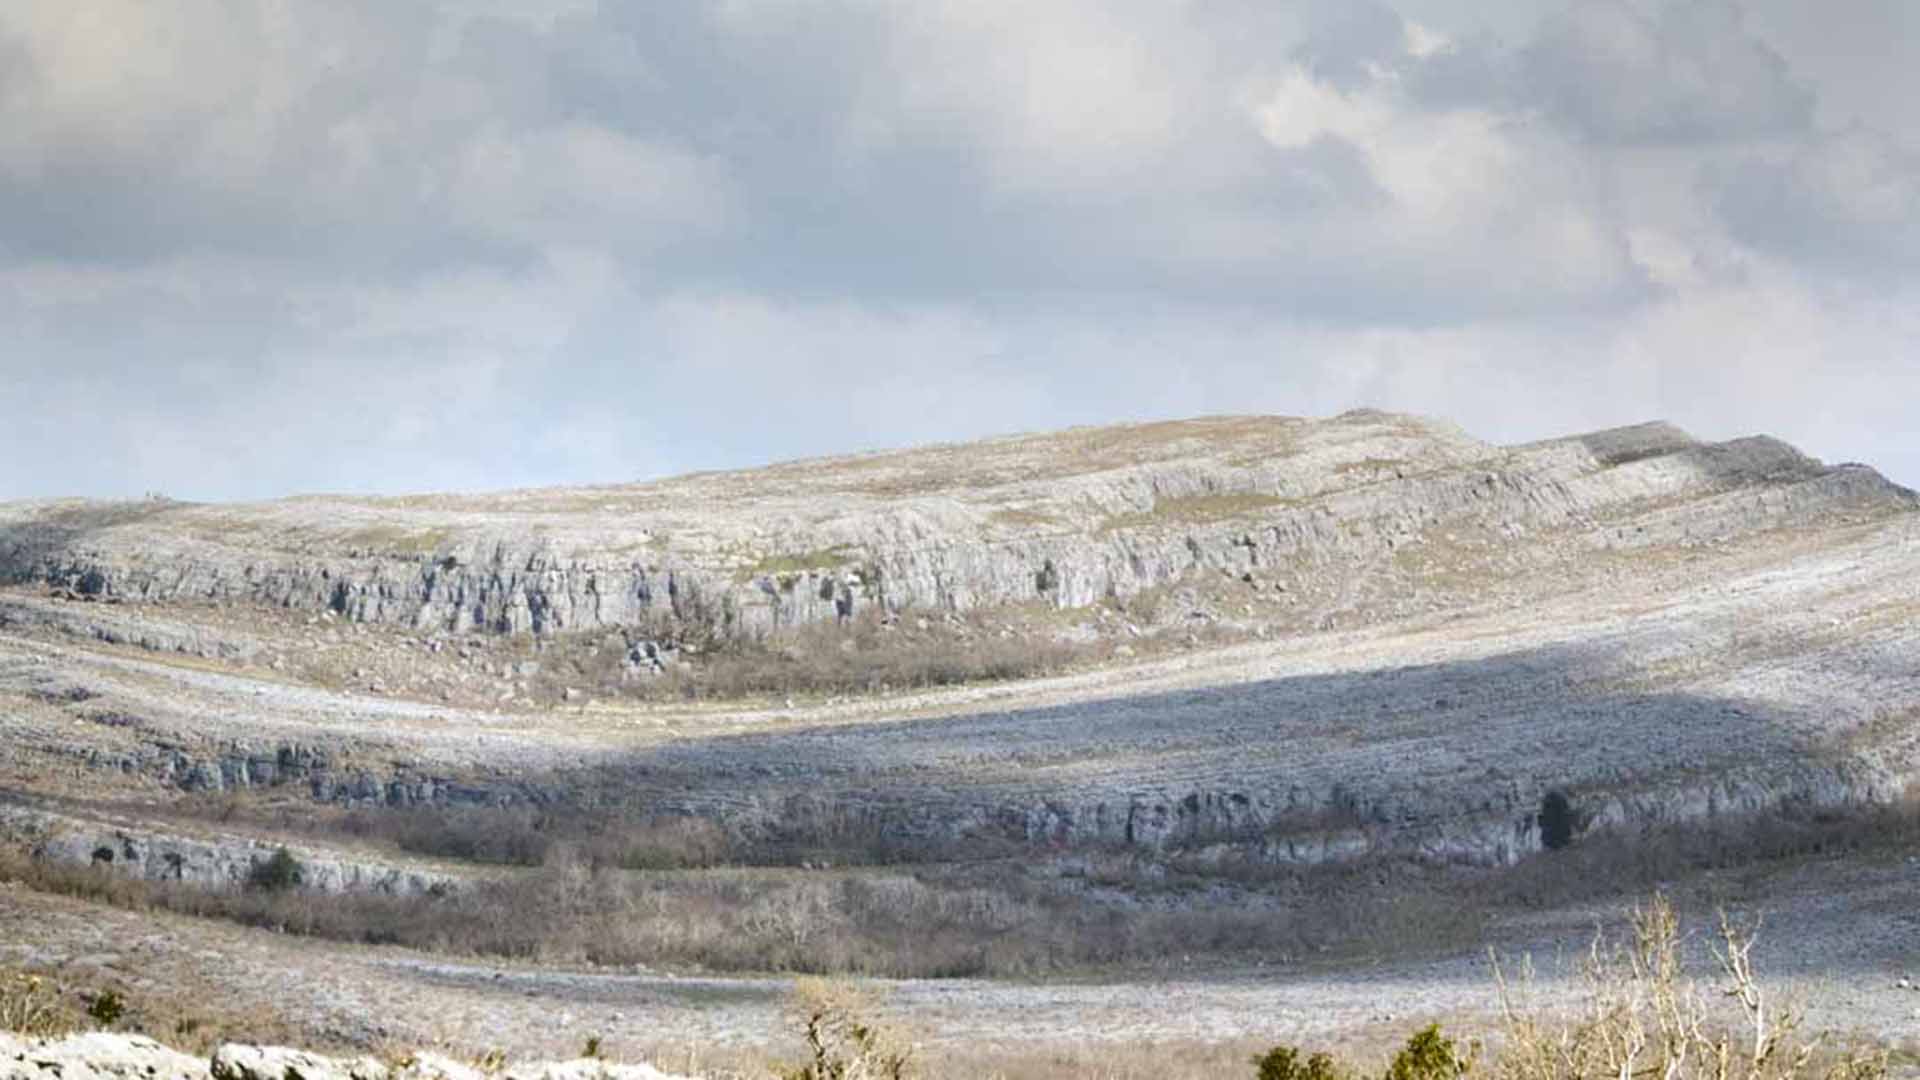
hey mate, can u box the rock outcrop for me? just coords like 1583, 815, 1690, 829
0, 803, 460, 897
0, 1034, 692, 1080
4, 414, 1908, 641
0, 1031, 210, 1079
4, 411, 1919, 870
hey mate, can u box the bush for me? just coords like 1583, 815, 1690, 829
1387, 1025, 1474, 1080
1538, 791, 1576, 851
1492, 893, 1886, 1080
1254, 1044, 1344, 1080
84, 989, 126, 1027
780, 977, 913, 1080
247, 847, 305, 893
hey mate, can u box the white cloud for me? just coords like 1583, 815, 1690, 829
1, 0, 1917, 501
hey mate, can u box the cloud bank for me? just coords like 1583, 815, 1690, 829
2, 0, 1916, 498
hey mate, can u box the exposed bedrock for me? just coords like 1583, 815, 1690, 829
5, 412, 1919, 876
0, 803, 458, 897
3, 415, 1911, 639
0, 1033, 695, 1079
645, 755, 1906, 869
34, 735, 556, 810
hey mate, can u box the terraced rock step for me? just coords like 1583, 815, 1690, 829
3, 413, 1908, 640
1, 411, 1917, 869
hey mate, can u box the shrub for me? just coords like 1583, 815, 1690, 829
1538, 791, 1576, 851
780, 977, 913, 1080
247, 847, 305, 893
1387, 1025, 1474, 1080
84, 989, 126, 1027
1254, 1044, 1345, 1080
1492, 893, 1886, 1080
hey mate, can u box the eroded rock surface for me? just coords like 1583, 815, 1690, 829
2, 412, 1918, 868
0, 1034, 692, 1080
5, 414, 1905, 640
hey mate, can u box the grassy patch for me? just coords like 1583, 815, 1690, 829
1099, 493, 1293, 534
334, 525, 456, 556
736, 546, 859, 583
986, 507, 1063, 529
0, 961, 305, 1054
1331, 457, 1411, 477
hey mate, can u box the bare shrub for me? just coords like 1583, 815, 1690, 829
780, 977, 914, 1080
1492, 894, 1886, 1080
386, 807, 554, 867
1482, 800, 1920, 911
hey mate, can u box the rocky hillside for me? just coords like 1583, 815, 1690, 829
2, 410, 1918, 871
4, 411, 1907, 640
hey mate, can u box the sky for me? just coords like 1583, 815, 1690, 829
2, 0, 1917, 501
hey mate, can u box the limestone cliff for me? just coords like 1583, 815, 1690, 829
4, 413, 1908, 640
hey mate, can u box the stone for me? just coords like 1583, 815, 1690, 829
212, 1043, 390, 1079
0, 1031, 211, 1079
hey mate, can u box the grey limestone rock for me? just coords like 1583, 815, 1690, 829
0, 1031, 211, 1079
5, 414, 1906, 645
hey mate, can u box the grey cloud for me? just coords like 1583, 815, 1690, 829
1709, 128, 1920, 271
3, 0, 1918, 504
1520, 0, 1812, 144
0, 1, 1663, 324
1400, 31, 1523, 108
1292, 2, 1410, 88
0, 4, 713, 273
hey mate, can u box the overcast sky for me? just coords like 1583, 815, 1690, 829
3, 0, 1916, 500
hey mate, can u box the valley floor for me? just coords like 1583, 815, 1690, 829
4, 839, 1919, 1078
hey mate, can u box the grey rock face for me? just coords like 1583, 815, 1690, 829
4, 412, 1918, 873
1, 804, 459, 897
5, 415, 1906, 643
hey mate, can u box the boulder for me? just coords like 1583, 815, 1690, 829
0, 1031, 210, 1079
212, 1043, 389, 1079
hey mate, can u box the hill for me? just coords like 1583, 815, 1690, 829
3, 411, 1920, 1065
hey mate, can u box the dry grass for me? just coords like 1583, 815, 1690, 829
1332, 458, 1413, 478
0, 962, 304, 1054
0, 835, 1487, 980
21, 795, 1920, 991
0, 969, 74, 1037
528, 608, 1097, 704
0, 892, 1898, 1080
986, 508, 1064, 530
333, 525, 456, 556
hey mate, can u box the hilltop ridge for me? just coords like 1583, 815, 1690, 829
1, 411, 1910, 641
6, 411, 1920, 1057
